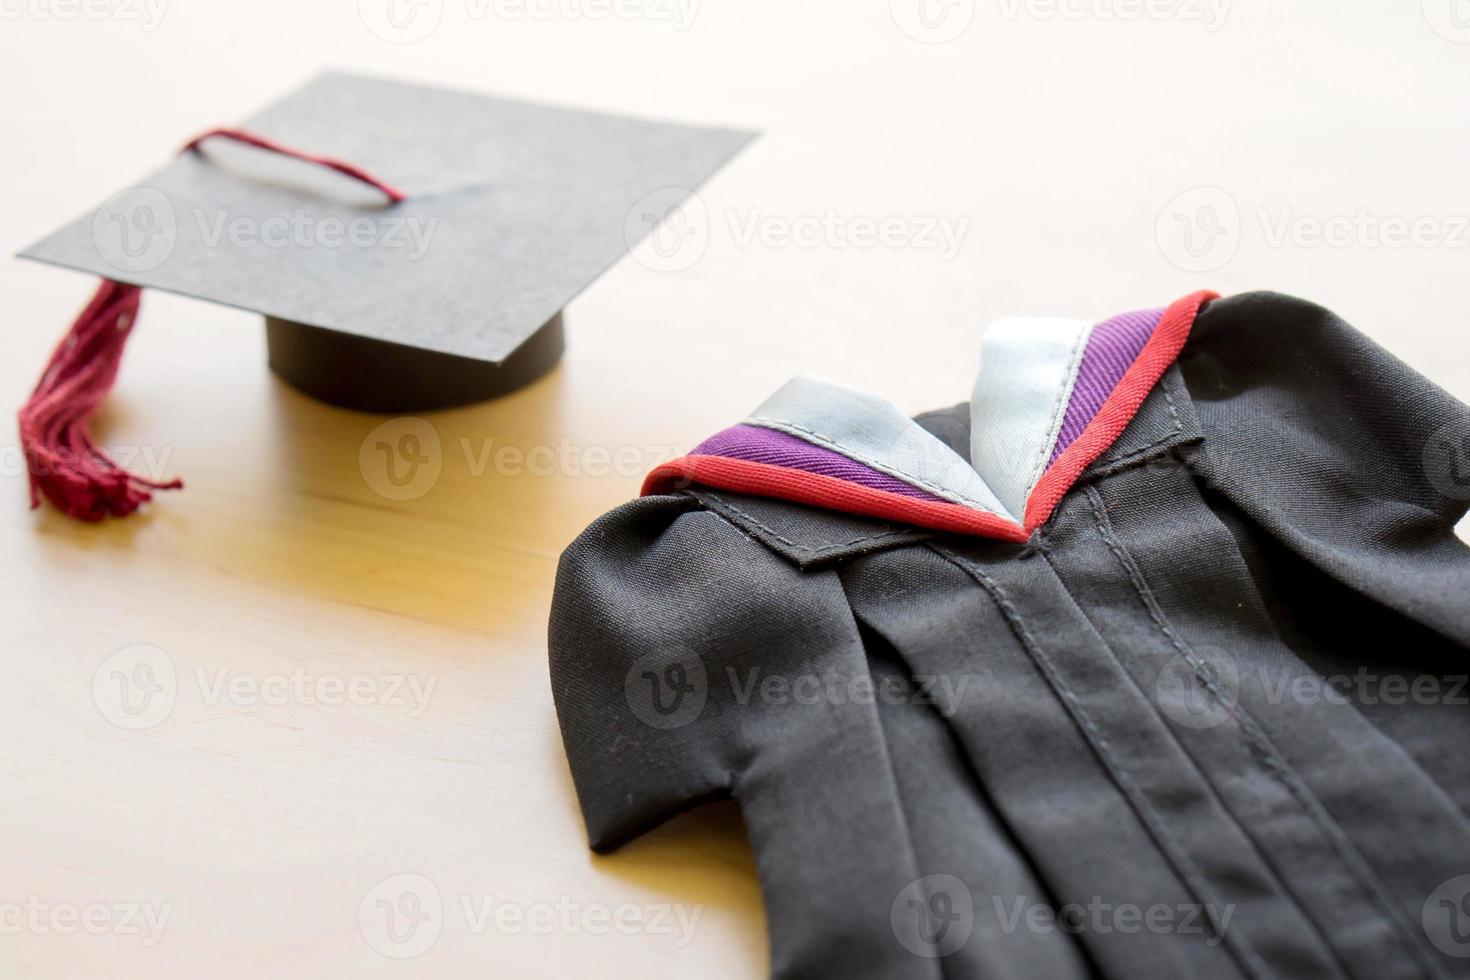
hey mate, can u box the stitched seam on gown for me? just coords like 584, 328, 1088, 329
930, 544, 1266, 980
1038, 545, 1343, 979
1096, 373, 1187, 467
1083, 483, 1448, 980
1022, 322, 1092, 502
1088, 434, 1194, 477
699, 491, 922, 554
824, 576, 947, 980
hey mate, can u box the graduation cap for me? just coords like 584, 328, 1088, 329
18, 71, 754, 520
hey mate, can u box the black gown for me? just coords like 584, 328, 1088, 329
550, 292, 1470, 980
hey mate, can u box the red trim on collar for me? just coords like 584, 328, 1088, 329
643, 289, 1216, 540
1021, 289, 1216, 530
641, 456, 1030, 541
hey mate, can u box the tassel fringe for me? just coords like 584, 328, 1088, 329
18, 280, 182, 521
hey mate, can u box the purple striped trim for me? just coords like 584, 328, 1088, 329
694, 424, 948, 503
1048, 308, 1163, 464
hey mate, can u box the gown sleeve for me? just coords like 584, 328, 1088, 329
549, 492, 958, 978
550, 493, 750, 851
1179, 291, 1470, 645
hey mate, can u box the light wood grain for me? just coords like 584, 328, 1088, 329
2, 3, 1468, 976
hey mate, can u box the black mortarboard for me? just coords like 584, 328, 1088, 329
17, 71, 754, 519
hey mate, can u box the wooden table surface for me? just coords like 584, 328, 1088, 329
3, 3, 1468, 976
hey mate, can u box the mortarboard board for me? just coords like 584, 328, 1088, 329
17, 71, 755, 520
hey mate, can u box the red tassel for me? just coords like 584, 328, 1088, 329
21, 127, 405, 520
18, 280, 183, 521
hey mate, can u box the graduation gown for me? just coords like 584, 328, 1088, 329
549, 291, 1470, 980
